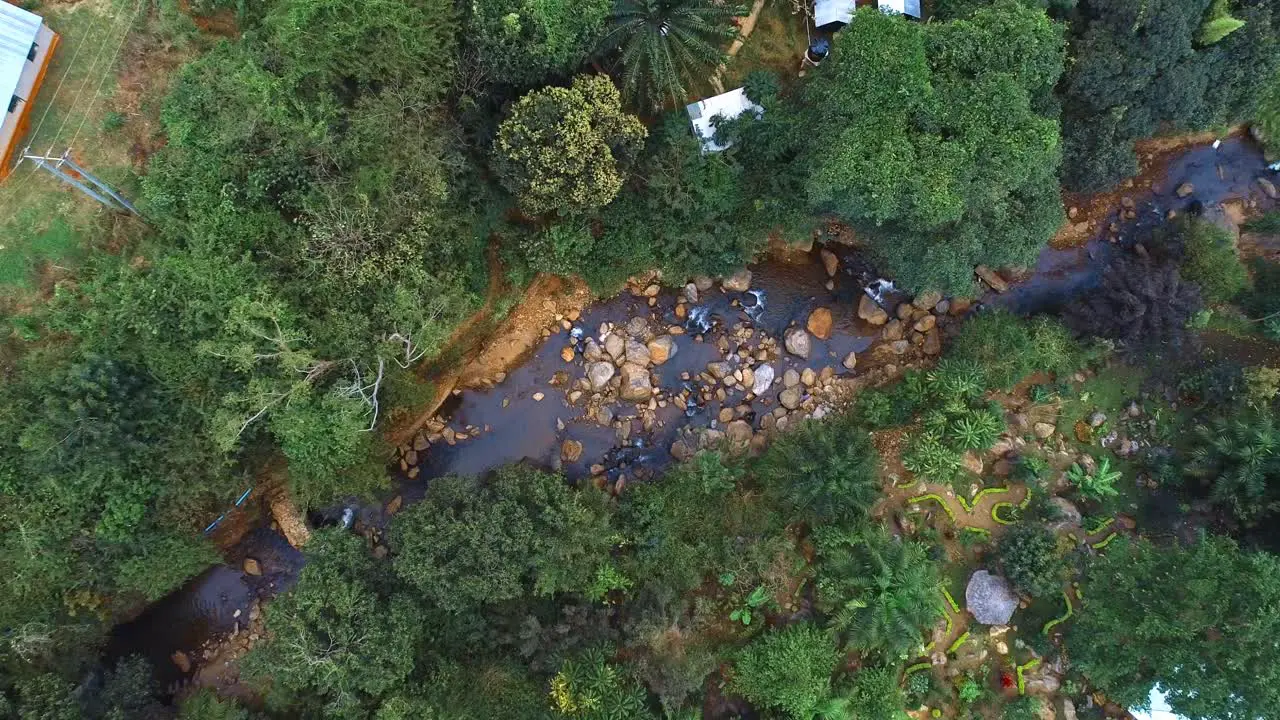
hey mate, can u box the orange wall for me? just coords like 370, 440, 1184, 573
0, 28, 61, 181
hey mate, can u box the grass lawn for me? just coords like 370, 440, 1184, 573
722, 1, 808, 90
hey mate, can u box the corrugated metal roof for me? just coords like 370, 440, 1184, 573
0, 2, 42, 107
879, 0, 922, 18
814, 0, 855, 28
686, 88, 763, 153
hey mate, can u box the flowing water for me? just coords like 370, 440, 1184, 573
114, 136, 1278, 691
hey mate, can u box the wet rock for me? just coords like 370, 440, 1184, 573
722, 269, 752, 292
883, 319, 904, 341
752, 364, 775, 395
726, 420, 754, 444
1176, 182, 1195, 198
171, 651, 191, 674
683, 283, 699, 303
561, 346, 576, 362
741, 366, 755, 390
1034, 422, 1056, 439
647, 335, 676, 365
950, 297, 972, 316
890, 340, 910, 355
413, 432, 429, 452
619, 364, 653, 402
583, 338, 603, 362
913, 291, 942, 310
842, 352, 858, 370
625, 339, 651, 367
595, 406, 614, 425
800, 367, 817, 386
670, 439, 694, 461
1127, 401, 1142, 418
783, 368, 801, 388
718, 407, 735, 423
1258, 177, 1278, 200
385, 495, 403, 515
992, 459, 1013, 478
858, 294, 889, 325
965, 570, 1018, 625
693, 275, 714, 292
243, 558, 262, 576
643, 284, 660, 297
779, 387, 803, 410
1048, 496, 1082, 531
784, 328, 812, 359
1061, 699, 1078, 720
626, 316, 649, 337
820, 248, 839, 277
561, 439, 584, 463
532, 392, 545, 401
923, 330, 941, 355
604, 333, 625, 361
707, 361, 731, 379
806, 307, 833, 340
975, 265, 1009, 293
586, 362, 615, 390
935, 299, 950, 315
914, 314, 937, 333
961, 451, 983, 475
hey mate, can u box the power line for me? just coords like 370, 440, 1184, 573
67, 0, 145, 152
41, 0, 137, 156
18, 4, 97, 168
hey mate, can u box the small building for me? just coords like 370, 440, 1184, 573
878, 0, 922, 19
814, 0, 855, 32
1, 1, 59, 179
685, 87, 762, 153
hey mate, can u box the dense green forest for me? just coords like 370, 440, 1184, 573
2, 0, 1280, 717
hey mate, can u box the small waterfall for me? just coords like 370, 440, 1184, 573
864, 278, 896, 304
686, 305, 715, 334
744, 289, 767, 321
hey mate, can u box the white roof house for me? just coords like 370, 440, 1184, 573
879, 0, 922, 18
1, 2, 58, 177
814, 0, 855, 30
685, 88, 762, 153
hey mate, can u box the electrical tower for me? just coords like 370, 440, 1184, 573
19, 148, 140, 216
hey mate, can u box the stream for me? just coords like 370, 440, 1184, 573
111, 136, 1278, 694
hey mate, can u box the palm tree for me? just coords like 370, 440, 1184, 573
599, 0, 745, 111
814, 526, 942, 659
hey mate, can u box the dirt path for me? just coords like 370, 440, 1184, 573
709, 0, 770, 94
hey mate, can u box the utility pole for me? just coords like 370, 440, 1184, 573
19, 148, 141, 217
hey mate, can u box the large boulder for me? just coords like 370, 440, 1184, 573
722, 269, 753, 293
619, 364, 653, 402
1259, 177, 1279, 200
784, 328, 812, 359
586, 361, 616, 390
603, 333, 625, 361
779, 386, 803, 410
647, 335, 677, 365
751, 363, 775, 395
858, 294, 889, 325
820, 249, 839, 277
625, 339, 651, 367
965, 570, 1018, 625
806, 307, 833, 340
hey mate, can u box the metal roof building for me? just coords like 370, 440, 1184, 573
685, 87, 763, 153
879, 0, 922, 18
1, 1, 58, 178
814, 0, 855, 31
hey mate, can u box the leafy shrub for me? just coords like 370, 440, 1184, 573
842, 665, 908, 720
905, 670, 933, 706
950, 311, 1082, 390
549, 648, 653, 719
753, 414, 881, 525
1179, 218, 1248, 303
729, 624, 839, 719
1002, 695, 1043, 720
1187, 411, 1280, 524
391, 465, 613, 612
814, 526, 941, 658
1067, 457, 1122, 502
998, 525, 1064, 598
904, 433, 966, 483
178, 689, 251, 720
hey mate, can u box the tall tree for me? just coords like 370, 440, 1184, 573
802, 3, 1066, 293
494, 75, 647, 215
599, 0, 745, 111
1067, 536, 1280, 719
468, 0, 612, 86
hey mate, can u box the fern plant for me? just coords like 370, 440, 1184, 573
904, 434, 964, 482
1188, 414, 1280, 524
949, 406, 1003, 451
599, 0, 745, 111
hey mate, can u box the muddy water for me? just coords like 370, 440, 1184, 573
997, 137, 1276, 314
412, 246, 884, 489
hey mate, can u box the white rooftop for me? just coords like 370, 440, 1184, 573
685, 87, 762, 153
879, 0, 922, 18
814, 0, 855, 28
0, 2, 41, 109
1130, 687, 1189, 720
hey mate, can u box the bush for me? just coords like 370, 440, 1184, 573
729, 624, 839, 719
391, 465, 613, 612
548, 648, 653, 719
814, 526, 941, 658
949, 311, 1082, 390
1179, 218, 1248, 303
998, 525, 1064, 598
843, 665, 907, 720
1065, 256, 1202, 351
1003, 695, 1043, 720
753, 414, 881, 526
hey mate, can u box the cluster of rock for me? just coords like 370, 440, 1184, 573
857, 289, 966, 358
394, 417, 484, 481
